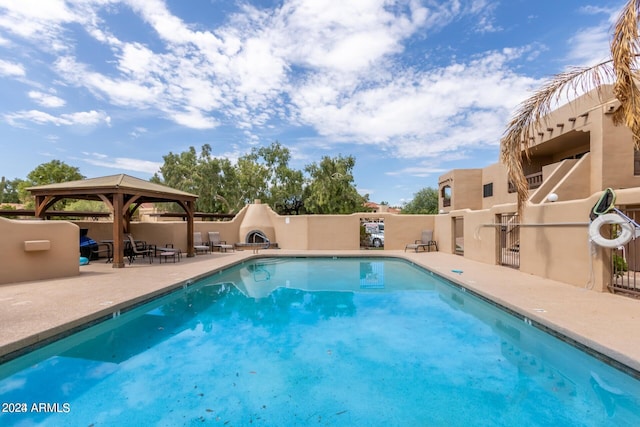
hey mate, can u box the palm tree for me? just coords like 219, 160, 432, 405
501, 0, 640, 213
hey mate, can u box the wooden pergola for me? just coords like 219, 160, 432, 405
27, 174, 199, 268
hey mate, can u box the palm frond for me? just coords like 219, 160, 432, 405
500, 62, 615, 213
612, 0, 640, 148
501, 0, 640, 214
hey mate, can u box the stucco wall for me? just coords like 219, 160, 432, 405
271, 214, 309, 249
306, 215, 360, 250
432, 193, 614, 291
447, 169, 483, 211
384, 214, 435, 250
519, 195, 609, 290
8, 191, 639, 294
601, 116, 640, 190
481, 163, 517, 209
0, 217, 79, 285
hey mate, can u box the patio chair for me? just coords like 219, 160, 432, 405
404, 230, 438, 252
193, 232, 210, 254
208, 231, 235, 252
91, 242, 113, 263
126, 234, 154, 264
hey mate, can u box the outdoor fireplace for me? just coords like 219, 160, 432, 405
245, 230, 270, 244
238, 200, 276, 248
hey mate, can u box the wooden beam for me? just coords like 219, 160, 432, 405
98, 194, 114, 212
34, 195, 57, 218
186, 200, 195, 257
112, 192, 125, 268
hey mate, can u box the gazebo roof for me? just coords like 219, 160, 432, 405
27, 174, 197, 202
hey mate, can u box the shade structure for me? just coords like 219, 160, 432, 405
27, 174, 198, 268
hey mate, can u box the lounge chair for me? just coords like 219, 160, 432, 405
405, 230, 438, 252
193, 232, 210, 254
208, 231, 234, 252
126, 234, 154, 264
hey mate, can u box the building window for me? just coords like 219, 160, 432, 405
635, 149, 640, 176
441, 185, 451, 207
483, 183, 493, 198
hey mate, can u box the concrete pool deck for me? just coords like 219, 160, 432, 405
1, 250, 639, 375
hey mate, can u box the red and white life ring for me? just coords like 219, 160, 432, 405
588, 214, 635, 248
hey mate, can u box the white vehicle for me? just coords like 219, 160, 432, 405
363, 222, 384, 247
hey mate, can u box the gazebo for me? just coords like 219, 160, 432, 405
27, 174, 199, 268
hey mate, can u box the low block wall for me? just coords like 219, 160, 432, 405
0, 217, 79, 285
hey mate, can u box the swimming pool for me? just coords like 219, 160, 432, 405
1, 257, 639, 426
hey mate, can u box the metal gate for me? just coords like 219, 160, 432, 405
498, 213, 520, 269
611, 207, 640, 295
453, 217, 464, 255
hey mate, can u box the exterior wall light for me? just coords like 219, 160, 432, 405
547, 193, 558, 202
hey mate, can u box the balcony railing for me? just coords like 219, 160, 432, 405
508, 172, 543, 193
526, 172, 543, 189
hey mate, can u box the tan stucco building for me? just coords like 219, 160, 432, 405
438, 85, 637, 212
434, 85, 640, 294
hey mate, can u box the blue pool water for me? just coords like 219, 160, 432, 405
1, 257, 639, 426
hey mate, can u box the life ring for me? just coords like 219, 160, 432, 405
589, 214, 635, 248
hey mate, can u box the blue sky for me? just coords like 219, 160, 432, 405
0, 0, 624, 206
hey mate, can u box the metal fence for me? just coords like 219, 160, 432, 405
497, 213, 520, 269
611, 207, 640, 295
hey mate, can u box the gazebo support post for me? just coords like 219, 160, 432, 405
112, 193, 125, 268
186, 200, 195, 257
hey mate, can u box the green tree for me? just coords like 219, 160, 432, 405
154, 143, 367, 215
19, 160, 85, 209
235, 151, 270, 204
253, 142, 304, 214
401, 187, 439, 214
66, 199, 109, 212
303, 155, 367, 214
25, 160, 84, 185
153, 144, 235, 213
154, 142, 306, 215
232, 142, 305, 212
0, 177, 24, 204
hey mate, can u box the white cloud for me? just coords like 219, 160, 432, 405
386, 164, 448, 178
469, 0, 502, 33
171, 109, 218, 130
129, 126, 147, 138
565, 23, 612, 66
82, 154, 161, 174
565, 4, 622, 66
28, 90, 66, 108
0, 0, 106, 52
0, 0, 543, 161
272, 0, 430, 72
4, 109, 110, 127
290, 47, 540, 158
64, 110, 111, 126
0, 59, 25, 77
